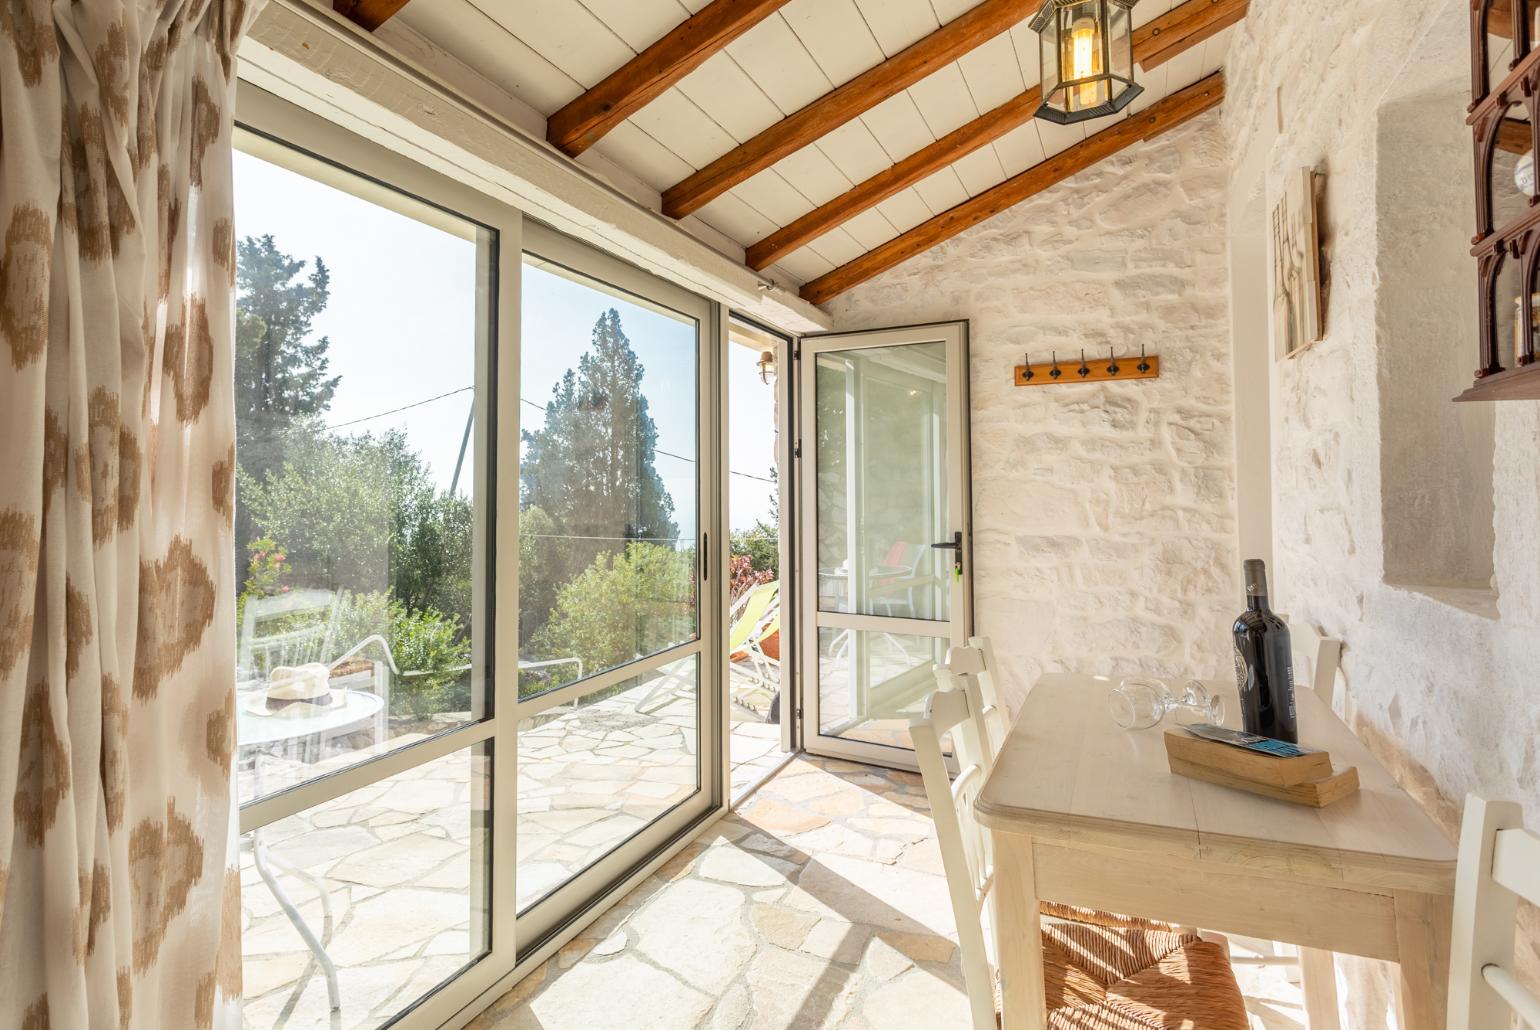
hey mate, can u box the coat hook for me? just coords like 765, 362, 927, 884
1023, 351, 1034, 380
1050, 350, 1062, 379
1137, 343, 1151, 374
1107, 347, 1120, 376
1077, 349, 1090, 377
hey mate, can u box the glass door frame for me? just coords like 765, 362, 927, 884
794, 321, 973, 770
232, 83, 521, 1029
512, 221, 723, 949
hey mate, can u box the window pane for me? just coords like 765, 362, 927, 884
518, 257, 699, 699
815, 343, 950, 621
240, 745, 490, 1029
817, 628, 945, 751
517, 655, 699, 911
232, 145, 486, 804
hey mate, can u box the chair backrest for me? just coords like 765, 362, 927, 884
237, 588, 340, 680
940, 637, 1007, 757
1448, 795, 1540, 1029
728, 580, 778, 653
1287, 619, 1343, 706
911, 678, 998, 1030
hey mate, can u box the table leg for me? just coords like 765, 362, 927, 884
1393, 889, 1453, 1030
1298, 947, 1340, 1030
991, 829, 1045, 1030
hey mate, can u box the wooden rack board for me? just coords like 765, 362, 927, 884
1014, 354, 1159, 386
1163, 730, 1360, 808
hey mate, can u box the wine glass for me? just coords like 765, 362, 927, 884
1108, 678, 1226, 730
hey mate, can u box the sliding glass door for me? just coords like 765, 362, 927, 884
232, 88, 722, 1028
796, 323, 972, 767
232, 87, 518, 1030
513, 224, 719, 947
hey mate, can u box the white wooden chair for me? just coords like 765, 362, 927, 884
1448, 795, 1540, 1029
909, 675, 1007, 1030
911, 679, 1250, 1030
936, 636, 1008, 757
1231, 616, 1346, 1029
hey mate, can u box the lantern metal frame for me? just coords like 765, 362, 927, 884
1030, 0, 1143, 125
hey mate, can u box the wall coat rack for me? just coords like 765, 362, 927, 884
1014, 347, 1160, 387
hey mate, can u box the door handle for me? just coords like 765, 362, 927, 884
929, 531, 963, 579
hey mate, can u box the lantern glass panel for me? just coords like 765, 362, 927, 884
1108, 1, 1132, 81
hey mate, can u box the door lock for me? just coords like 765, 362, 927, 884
930, 531, 963, 579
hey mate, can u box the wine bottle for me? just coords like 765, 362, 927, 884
1232, 558, 1298, 744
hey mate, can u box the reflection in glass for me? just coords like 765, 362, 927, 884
517, 656, 699, 911
232, 149, 484, 805
518, 258, 700, 699
815, 342, 949, 622
240, 745, 489, 1029
817, 628, 946, 751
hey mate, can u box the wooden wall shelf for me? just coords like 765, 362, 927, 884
1455, 361, 1540, 400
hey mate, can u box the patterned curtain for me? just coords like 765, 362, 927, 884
0, 0, 264, 1025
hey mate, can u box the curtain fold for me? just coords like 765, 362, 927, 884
1, 0, 263, 1024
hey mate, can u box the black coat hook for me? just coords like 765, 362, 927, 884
1107, 347, 1120, 376
1022, 351, 1033, 380
1137, 344, 1151, 374
1049, 351, 1062, 379
1077, 349, 1090, 377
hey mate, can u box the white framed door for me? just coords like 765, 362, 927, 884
796, 322, 972, 768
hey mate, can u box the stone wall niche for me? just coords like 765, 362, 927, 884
1375, 82, 1498, 609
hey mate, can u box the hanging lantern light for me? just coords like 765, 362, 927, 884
1031, 0, 1142, 125
756, 347, 777, 384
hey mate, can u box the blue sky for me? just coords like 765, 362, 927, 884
234, 147, 778, 536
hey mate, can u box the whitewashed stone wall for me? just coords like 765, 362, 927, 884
1224, 0, 1540, 1021
826, 112, 1241, 713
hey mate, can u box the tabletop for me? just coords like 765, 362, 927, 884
975, 673, 1457, 894
237, 688, 385, 748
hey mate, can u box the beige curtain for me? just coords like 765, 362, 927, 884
0, 0, 263, 1025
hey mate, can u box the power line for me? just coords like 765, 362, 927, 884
325, 391, 775, 487
327, 386, 472, 430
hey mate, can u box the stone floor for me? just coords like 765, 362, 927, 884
471, 755, 1310, 1030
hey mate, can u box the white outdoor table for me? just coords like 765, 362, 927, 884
975, 673, 1458, 1030
238, 687, 385, 1014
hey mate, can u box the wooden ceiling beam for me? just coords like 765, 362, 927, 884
547, 0, 792, 157
661, 0, 1030, 220
800, 72, 1225, 306
1132, 0, 1247, 70
333, 0, 412, 32
746, 0, 1246, 272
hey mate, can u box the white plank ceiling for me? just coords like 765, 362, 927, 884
397, 0, 1233, 291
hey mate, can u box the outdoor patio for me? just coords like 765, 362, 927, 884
239, 668, 789, 1029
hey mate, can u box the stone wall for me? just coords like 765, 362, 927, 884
826, 112, 1241, 711
1223, 0, 1540, 1021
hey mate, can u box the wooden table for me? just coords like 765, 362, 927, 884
975, 674, 1458, 1030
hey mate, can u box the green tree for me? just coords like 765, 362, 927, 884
520, 308, 679, 634
235, 235, 340, 477
238, 424, 434, 594
527, 542, 694, 694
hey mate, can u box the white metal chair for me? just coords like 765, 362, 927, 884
1448, 795, 1540, 1029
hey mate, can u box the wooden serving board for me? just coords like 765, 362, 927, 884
1163, 730, 1332, 786
1167, 755, 1360, 808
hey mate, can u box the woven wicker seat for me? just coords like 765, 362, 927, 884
1010, 921, 1250, 1029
